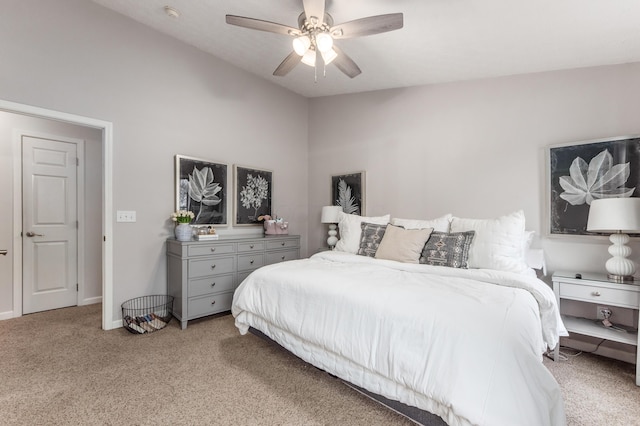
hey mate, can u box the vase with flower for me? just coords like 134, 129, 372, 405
171, 210, 195, 241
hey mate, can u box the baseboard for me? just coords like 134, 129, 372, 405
0, 310, 15, 321
111, 318, 123, 330
81, 296, 102, 305
560, 336, 636, 364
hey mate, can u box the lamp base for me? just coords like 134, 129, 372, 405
607, 274, 635, 283
604, 232, 636, 282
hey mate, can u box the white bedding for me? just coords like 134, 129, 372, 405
232, 251, 568, 426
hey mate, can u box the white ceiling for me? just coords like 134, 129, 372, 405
90, 0, 640, 98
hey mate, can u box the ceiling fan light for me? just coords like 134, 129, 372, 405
292, 35, 311, 56
301, 49, 316, 67
321, 48, 337, 65
315, 32, 333, 53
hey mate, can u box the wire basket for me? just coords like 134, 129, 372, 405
121, 295, 174, 334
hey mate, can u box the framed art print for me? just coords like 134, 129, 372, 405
234, 165, 272, 226
175, 155, 228, 226
331, 171, 365, 216
548, 135, 640, 236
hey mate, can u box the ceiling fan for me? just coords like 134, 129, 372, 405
226, 0, 403, 79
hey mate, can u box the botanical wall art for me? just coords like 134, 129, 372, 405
234, 165, 272, 226
548, 136, 640, 235
331, 171, 366, 216
175, 155, 227, 226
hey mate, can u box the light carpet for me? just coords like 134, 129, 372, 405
1, 304, 639, 425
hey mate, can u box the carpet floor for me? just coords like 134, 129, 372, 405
1, 304, 639, 425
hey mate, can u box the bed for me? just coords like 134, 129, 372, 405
232, 211, 568, 426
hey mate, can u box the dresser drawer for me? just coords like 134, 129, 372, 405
238, 253, 264, 272
237, 241, 265, 253
266, 238, 299, 250
188, 243, 235, 257
188, 292, 234, 317
189, 256, 235, 278
265, 249, 299, 265
189, 274, 235, 298
559, 282, 640, 308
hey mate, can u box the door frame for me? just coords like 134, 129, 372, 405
16, 131, 85, 313
1, 99, 115, 330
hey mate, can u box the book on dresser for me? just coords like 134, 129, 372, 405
166, 235, 300, 329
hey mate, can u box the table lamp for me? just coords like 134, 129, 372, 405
321, 206, 342, 250
587, 197, 640, 282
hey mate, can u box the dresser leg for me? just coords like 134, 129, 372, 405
181, 320, 187, 330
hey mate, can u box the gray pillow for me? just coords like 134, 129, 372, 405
419, 231, 475, 268
357, 222, 387, 257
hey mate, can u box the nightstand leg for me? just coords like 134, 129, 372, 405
553, 344, 559, 362
637, 312, 640, 386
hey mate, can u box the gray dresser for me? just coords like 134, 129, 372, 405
166, 235, 300, 329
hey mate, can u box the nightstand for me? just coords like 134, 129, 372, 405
552, 271, 640, 385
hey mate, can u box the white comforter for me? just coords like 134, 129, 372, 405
232, 251, 567, 426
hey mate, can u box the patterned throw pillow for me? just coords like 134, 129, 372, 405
357, 222, 388, 257
419, 231, 475, 268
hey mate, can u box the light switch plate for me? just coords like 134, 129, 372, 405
116, 210, 136, 222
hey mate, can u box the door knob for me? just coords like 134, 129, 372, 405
0, 250, 7, 256
26, 232, 44, 237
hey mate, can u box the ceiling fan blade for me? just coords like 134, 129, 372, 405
332, 46, 362, 79
330, 13, 403, 39
226, 15, 299, 36
273, 51, 302, 77
302, 0, 325, 26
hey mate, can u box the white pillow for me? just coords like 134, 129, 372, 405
391, 214, 452, 232
335, 212, 390, 254
450, 210, 528, 274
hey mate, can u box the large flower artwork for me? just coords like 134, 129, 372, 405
559, 149, 634, 206
188, 166, 222, 222
175, 156, 227, 226
549, 137, 640, 235
234, 165, 272, 226
240, 174, 269, 218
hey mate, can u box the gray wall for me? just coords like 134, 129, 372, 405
307, 63, 640, 274
0, 0, 309, 321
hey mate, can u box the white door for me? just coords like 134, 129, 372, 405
22, 136, 78, 314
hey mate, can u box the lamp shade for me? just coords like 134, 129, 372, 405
587, 198, 640, 233
321, 206, 342, 224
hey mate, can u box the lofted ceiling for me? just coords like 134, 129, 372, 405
90, 0, 640, 98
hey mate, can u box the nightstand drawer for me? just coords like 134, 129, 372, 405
237, 253, 264, 272
266, 249, 298, 265
188, 292, 234, 317
559, 282, 640, 308
189, 274, 235, 298
189, 256, 235, 278
188, 243, 235, 257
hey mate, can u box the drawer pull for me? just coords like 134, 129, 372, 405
250, 259, 254, 264
592, 291, 601, 297
211, 300, 216, 305
210, 248, 216, 252
211, 265, 216, 269
250, 245, 254, 249
281, 256, 285, 260
211, 282, 216, 287
281, 242, 285, 246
